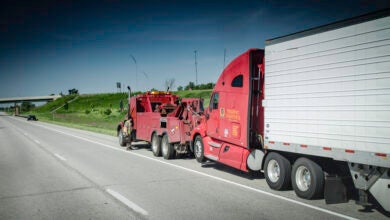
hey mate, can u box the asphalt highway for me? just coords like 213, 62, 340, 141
0, 113, 388, 220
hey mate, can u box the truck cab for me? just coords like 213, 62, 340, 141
192, 49, 264, 171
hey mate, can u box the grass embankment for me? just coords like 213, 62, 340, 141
28, 90, 212, 136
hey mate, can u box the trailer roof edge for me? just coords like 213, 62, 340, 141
265, 8, 390, 46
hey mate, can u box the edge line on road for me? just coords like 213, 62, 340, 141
54, 153, 66, 161
106, 188, 148, 216
31, 122, 358, 220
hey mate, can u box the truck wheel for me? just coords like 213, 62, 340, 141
118, 131, 126, 147
151, 133, 162, 157
292, 157, 324, 199
194, 135, 206, 163
161, 135, 174, 160
264, 152, 291, 190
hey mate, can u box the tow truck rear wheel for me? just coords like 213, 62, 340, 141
161, 135, 175, 160
118, 131, 126, 147
292, 157, 324, 199
194, 135, 206, 163
264, 152, 291, 190
151, 133, 162, 157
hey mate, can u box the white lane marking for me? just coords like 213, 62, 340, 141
32, 123, 358, 220
106, 188, 148, 216
34, 140, 41, 144
54, 153, 66, 161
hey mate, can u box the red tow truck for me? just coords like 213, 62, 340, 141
118, 90, 204, 159
191, 10, 390, 211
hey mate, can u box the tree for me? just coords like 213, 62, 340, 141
68, 88, 79, 95
177, 86, 183, 91
181, 82, 214, 90
184, 81, 195, 90
64, 102, 69, 110
164, 78, 175, 91
21, 101, 35, 112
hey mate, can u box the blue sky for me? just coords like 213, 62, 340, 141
1, 0, 389, 100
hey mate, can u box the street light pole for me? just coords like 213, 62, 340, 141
223, 48, 226, 69
194, 50, 198, 86
130, 55, 138, 92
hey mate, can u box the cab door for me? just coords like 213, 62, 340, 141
204, 92, 222, 159
206, 92, 220, 138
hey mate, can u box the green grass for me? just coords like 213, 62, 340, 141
34, 94, 78, 112
174, 89, 211, 107
27, 90, 212, 136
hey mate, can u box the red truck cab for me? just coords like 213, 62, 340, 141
192, 49, 264, 171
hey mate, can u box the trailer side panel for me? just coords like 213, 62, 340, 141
264, 15, 390, 167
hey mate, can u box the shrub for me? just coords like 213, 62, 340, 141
85, 109, 91, 114
104, 108, 112, 115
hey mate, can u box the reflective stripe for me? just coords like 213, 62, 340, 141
375, 153, 387, 158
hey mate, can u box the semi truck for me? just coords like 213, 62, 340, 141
191, 9, 390, 211
118, 90, 203, 159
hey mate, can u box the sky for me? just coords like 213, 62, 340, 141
0, 0, 389, 100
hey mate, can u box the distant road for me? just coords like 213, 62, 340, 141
0, 113, 388, 219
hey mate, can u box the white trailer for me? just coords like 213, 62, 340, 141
263, 9, 390, 211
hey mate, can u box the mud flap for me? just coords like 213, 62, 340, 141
324, 175, 348, 204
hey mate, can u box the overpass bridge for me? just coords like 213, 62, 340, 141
0, 95, 61, 104
0, 95, 62, 115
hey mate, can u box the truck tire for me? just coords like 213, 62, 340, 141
194, 135, 206, 163
161, 135, 175, 160
292, 157, 324, 199
264, 152, 291, 190
151, 133, 162, 157
118, 131, 126, 147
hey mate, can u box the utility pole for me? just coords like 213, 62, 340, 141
194, 50, 198, 86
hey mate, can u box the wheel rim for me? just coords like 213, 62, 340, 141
295, 166, 311, 191
162, 137, 168, 155
267, 159, 280, 183
152, 135, 158, 153
194, 140, 202, 158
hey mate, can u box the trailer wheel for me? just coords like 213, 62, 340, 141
292, 157, 324, 199
118, 131, 126, 147
161, 135, 175, 160
151, 133, 162, 157
264, 152, 291, 190
194, 135, 206, 163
